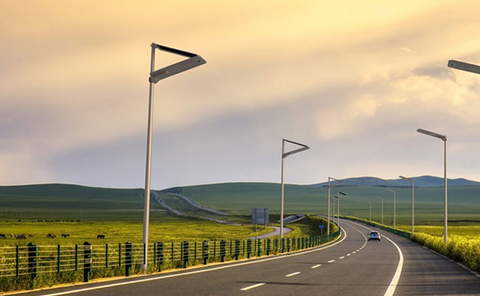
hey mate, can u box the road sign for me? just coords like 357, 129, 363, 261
319, 225, 325, 229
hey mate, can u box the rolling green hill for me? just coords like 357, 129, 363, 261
0, 184, 162, 221
1, 181, 480, 224
173, 182, 480, 224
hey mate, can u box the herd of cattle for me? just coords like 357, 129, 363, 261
0, 233, 106, 239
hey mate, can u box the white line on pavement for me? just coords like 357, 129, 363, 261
285, 272, 301, 277
240, 283, 266, 291
383, 236, 404, 296
328, 260, 335, 263
339, 256, 345, 260
311, 264, 322, 269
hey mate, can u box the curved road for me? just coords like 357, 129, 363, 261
15, 219, 480, 296
249, 226, 292, 239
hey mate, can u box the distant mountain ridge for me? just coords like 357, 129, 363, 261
312, 175, 480, 188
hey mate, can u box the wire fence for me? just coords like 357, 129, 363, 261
0, 231, 341, 288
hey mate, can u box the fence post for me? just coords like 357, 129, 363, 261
118, 243, 122, 267
246, 239, 252, 259
202, 240, 209, 265
171, 242, 174, 262
27, 242, 38, 278
267, 239, 271, 255
213, 241, 216, 259
153, 242, 157, 265
75, 244, 78, 271
57, 245, 61, 273
234, 239, 240, 260
156, 242, 164, 271
220, 240, 226, 262
194, 241, 197, 260
287, 238, 291, 252
257, 239, 262, 257
15, 246, 19, 277
83, 242, 92, 282
105, 244, 109, 268
125, 242, 132, 277
182, 241, 189, 268
143, 243, 146, 266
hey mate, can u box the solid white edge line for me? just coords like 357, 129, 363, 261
285, 272, 301, 277
240, 283, 266, 291
382, 235, 404, 296
37, 229, 349, 296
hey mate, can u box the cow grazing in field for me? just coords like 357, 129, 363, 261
62, 234, 70, 238
16, 234, 26, 239
0, 234, 6, 239
97, 234, 105, 239
46, 233, 56, 238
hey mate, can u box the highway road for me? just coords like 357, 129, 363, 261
15, 219, 480, 296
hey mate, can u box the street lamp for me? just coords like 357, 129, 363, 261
143, 43, 206, 271
400, 176, 415, 235
280, 139, 310, 243
448, 60, 480, 75
386, 188, 396, 229
377, 197, 384, 225
327, 177, 344, 235
417, 128, 448, 243
334, 192, 347, 227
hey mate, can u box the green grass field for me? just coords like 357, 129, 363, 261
0, 216, 275, 247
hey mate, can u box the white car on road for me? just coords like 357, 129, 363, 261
368, 231, 381, 241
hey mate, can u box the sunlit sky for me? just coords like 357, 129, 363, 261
2, 0, 480, 189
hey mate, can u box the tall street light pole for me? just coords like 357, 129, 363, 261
143, 43, 206, 271
334, 192, 347, 228
327, 177, 344, 235
386, 188, 396, 229
280, 139, 309, 244
400, 176, 415, 235
377, 197, 384, 225
417, 128, 448, 243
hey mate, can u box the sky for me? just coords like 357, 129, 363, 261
2, 0, 480, 189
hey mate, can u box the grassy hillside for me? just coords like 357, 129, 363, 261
1, 182, 480, 225
0, 184, 163, 221
179, 183, 480, 225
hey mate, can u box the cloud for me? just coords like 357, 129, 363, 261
399, 47, 415, 53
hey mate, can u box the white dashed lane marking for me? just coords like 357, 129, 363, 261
285, 272, 301, 277
241, 283, 266, 291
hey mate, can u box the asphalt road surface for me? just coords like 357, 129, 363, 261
15, 219, 480, 296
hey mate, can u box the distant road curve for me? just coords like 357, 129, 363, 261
249, 226, 292, 239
